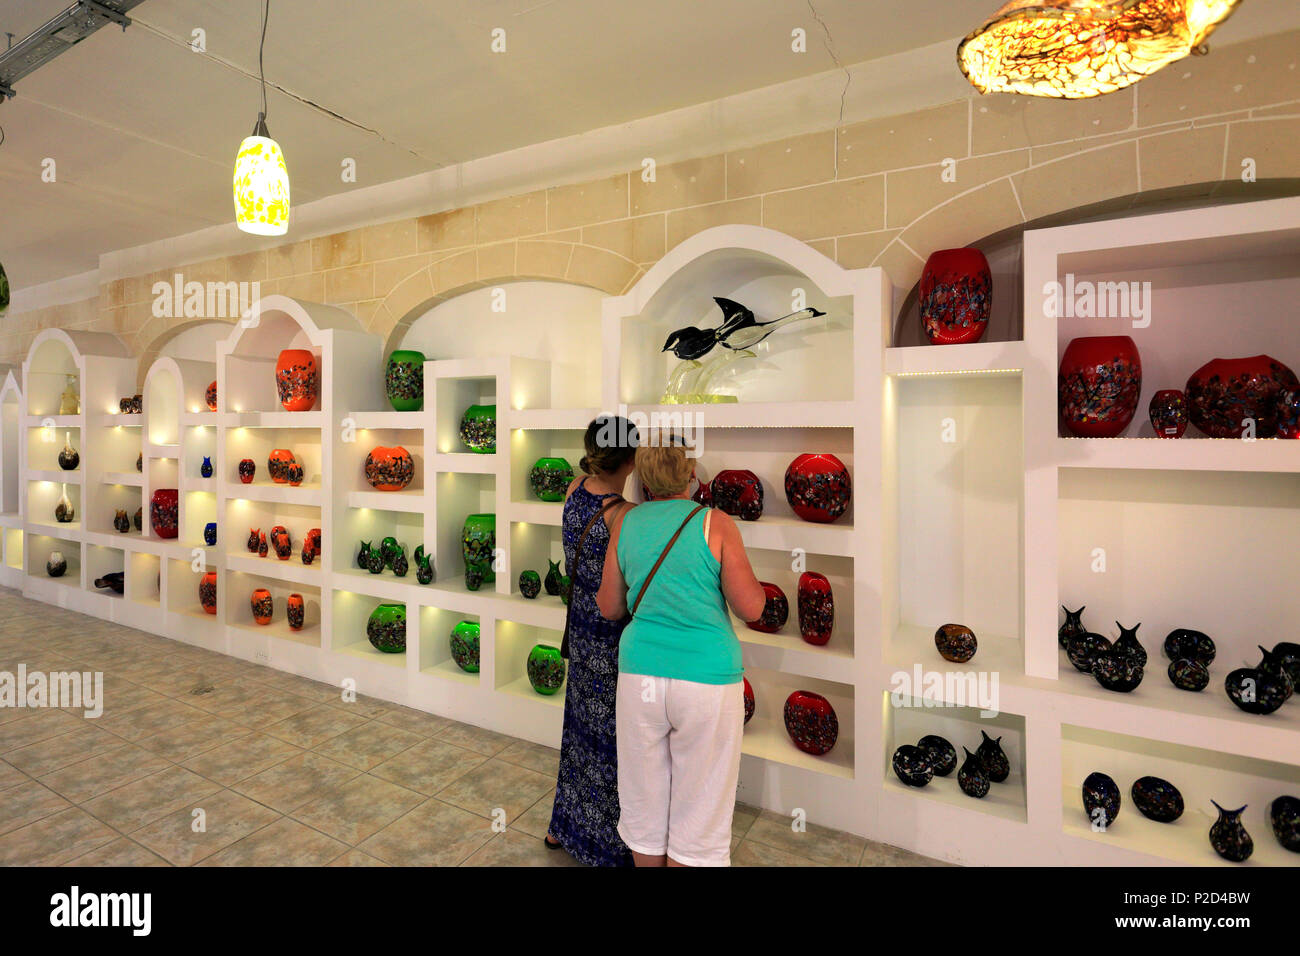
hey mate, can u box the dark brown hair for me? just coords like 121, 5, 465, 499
580, 415, 639, 476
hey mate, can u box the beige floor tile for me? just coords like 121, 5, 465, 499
732, 838, 825, 867
231, 751, 362, 814
310, 721, 421, 771
435, 758, 554, 823
220, 691, 319, 726
180, 680, 272, 716
82, 765, 221, 833
4, 726, 125, 777
0, 780, 72, 836
198, 816, 349, 866
0, 759, 28, 791
434, 720, 516, 756
744, 809, 867, 866
373, 706, 453, 737
368, 737, 487, 795
38, 744, 171, 803
510, 791, 556, 840
135, 714, 250, 763
732, 802, 760, 839
180, 733, 301, 787
327, 849, 389, 866
96, 698, 209, 742
264, 705, 370, 749
496, 739, 561, 777
0, 710, 84, 753
861, 841, 958, 866
132, 789, 281, 866
358, 797, 494, 866
463, 828, 582, 867
291, 774, 424, 845
324, 695, 395, 720
63, 837, 171, 867
0, 807, 119, 865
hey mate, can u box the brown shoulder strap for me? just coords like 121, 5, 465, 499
630, 504, 706, 617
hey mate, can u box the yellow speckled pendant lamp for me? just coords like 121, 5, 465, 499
958, 0, 1242, 98
233, 0, 290, 235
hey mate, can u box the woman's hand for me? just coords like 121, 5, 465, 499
596, 504, 632, 620
711, 509, 766, 623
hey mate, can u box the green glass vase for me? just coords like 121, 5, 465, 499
450, 620, 481, 673
459, 404, 496, 454
385, 349, 425, 411
366, 603, 406, 654
527, 643, 566, 696
529, 456, 574, 502
461, 513, 496, 584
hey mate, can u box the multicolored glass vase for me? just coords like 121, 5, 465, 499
199, 572, 217, 615
935, 622, 977, 663
919, 247, 992, 346
519, 570, 541, 599
527, 644, 566, 695
1209, 801, 1253, 863
250, 588, 273, 625
205, 380, 218, 412
385, 349, 425, 412
149, 489, 179, 539
462, 513, 496, 584
797, 572, 834, 646
1278, 388, 1300, 439
743, 677, 755, 725
747, 582, 788, 633
1132, 776, 1184, 823
710, 469, 763, 521
364, 446, 415, 491
275, 348, 318, 412
1058, 335, 1142, 437
1185, 354, 1299, 438
783, 690, 838, 756
287, 593, 305, 631
238, 459, 256, 483
529, 457, 574, 502
450, 620, 480, 673
57, 432, 79, 471
366, 603, 406, 654
459, 404, 496, 454
784, 453, 851, 523
1148, 388, 1188, 438
267, 449, 296, 484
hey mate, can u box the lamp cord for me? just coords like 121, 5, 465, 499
259, 0, 269, 121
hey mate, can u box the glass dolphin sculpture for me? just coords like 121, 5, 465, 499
662, 297, 826, 361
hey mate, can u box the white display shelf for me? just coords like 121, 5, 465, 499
28, 469, 81, 484
226, 552, 322, 587
346, 489, 425, 512
230, 616, 321, 648
334, 638, 406, 668
622, 400, 859, 429
345, 410, 426, 430
226, 481, 323, 507
741, 716, 855, 780
23, 415, 80, 429
507, 500, 564, 526
884, 770, 1028, 823
508, 408, 600, 430
885, 340, 1028, 378
89, 412, 142, 428
1055, 436, 1300, 472
497, 675, 565, 709
431, 452, 499, 474
101, 472, 143, 487
735, 514, 857, 556
422, 656, 480, 686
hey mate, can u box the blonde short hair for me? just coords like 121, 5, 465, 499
636, 444, 694, 498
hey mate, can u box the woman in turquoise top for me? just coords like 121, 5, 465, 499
597, 441, 765, 867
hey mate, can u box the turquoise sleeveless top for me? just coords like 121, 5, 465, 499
617, 499, 741, 685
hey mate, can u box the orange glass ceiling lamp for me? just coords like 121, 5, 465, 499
958, 0, 1242, 98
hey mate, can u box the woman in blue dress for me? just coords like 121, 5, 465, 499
545, 415, 640, 866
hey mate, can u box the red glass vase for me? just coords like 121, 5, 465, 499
149, 488, 178, 539
710, 469, 763, 521
205, 380, 218, 412
919, 248, 991, 345
743, 677, 755, 725
1148, 388, 1188, 439
747, 582, 789, 633
784, 453, 851, 523
1185, 355, 1299, 438
783, 690, 838, 756
238, 458, 255, 483
267, 449, 296, 484
275, 349, 318, 412
797, 571, 834, 646
364, 446, 415, 491
287, 593, 305, 631
1278, 388, 1300, 439
1058, 335, 1142, 437
199, 571, 217, 615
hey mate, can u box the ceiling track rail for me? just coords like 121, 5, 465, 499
0, 0, 147, 102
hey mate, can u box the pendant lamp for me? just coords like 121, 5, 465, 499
958, 0, 1242, 99
233, 1, 289, 235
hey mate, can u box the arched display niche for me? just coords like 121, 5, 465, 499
0, 369, 24, 587
604, 224, 873, 410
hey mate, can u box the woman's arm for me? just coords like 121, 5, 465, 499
596, 506, 631, 620
711, 509, 766, 622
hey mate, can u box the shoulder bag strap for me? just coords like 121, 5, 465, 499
560, 494, 625, 658
629, 504, 706, 617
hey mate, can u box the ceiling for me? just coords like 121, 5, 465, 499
0, 0, 1289, 292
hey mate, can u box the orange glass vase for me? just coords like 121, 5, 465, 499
250, 588, 273, 625
267, 449, 297, 484
364, 446, 415, 492
275, 349, 318, 412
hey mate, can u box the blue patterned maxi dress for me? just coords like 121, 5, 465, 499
547, 479, 633, 867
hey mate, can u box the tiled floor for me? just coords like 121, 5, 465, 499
0, 588, 948, 867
